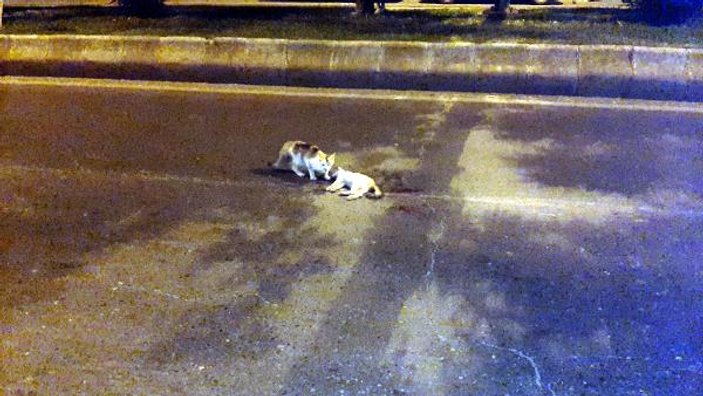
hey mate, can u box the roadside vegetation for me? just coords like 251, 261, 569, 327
626, 0, 703, 24
2, 3, 703, 47
109, 0, 703, 22
111, 0, 164, 16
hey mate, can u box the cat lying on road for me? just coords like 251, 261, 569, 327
326, 167, 383, 200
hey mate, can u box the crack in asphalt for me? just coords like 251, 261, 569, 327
110, 281, 188, 302
477, 340, 559, 396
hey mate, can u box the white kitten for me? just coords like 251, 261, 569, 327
326, 167, 383, 200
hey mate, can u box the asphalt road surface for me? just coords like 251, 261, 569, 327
1, 77, 702, 395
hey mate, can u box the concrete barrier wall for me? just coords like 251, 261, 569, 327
688, 49, 703, 102
0, 34, 701, 102
577, 45, 633, 99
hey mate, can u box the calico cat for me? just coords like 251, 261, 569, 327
272, 141, 336, 181
326, 167, 383, 200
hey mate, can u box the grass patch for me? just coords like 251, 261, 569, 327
2, 5, 703, 47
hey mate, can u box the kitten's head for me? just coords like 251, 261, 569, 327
321, 153, 336, 180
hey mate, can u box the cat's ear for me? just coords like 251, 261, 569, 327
328, 153, 336, 164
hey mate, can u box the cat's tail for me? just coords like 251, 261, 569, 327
271, 153, 290, 169
369, 185, 383, 199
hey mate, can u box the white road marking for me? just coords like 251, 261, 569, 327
2, 76, 703, 113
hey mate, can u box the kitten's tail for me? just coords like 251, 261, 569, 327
369, 185, 383, 199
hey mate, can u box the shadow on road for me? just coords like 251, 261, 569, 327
491, 106, 703, 197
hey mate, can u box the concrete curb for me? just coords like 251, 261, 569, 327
1, 34, 702, 102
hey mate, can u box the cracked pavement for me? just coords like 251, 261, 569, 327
1, 78, 702, 395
